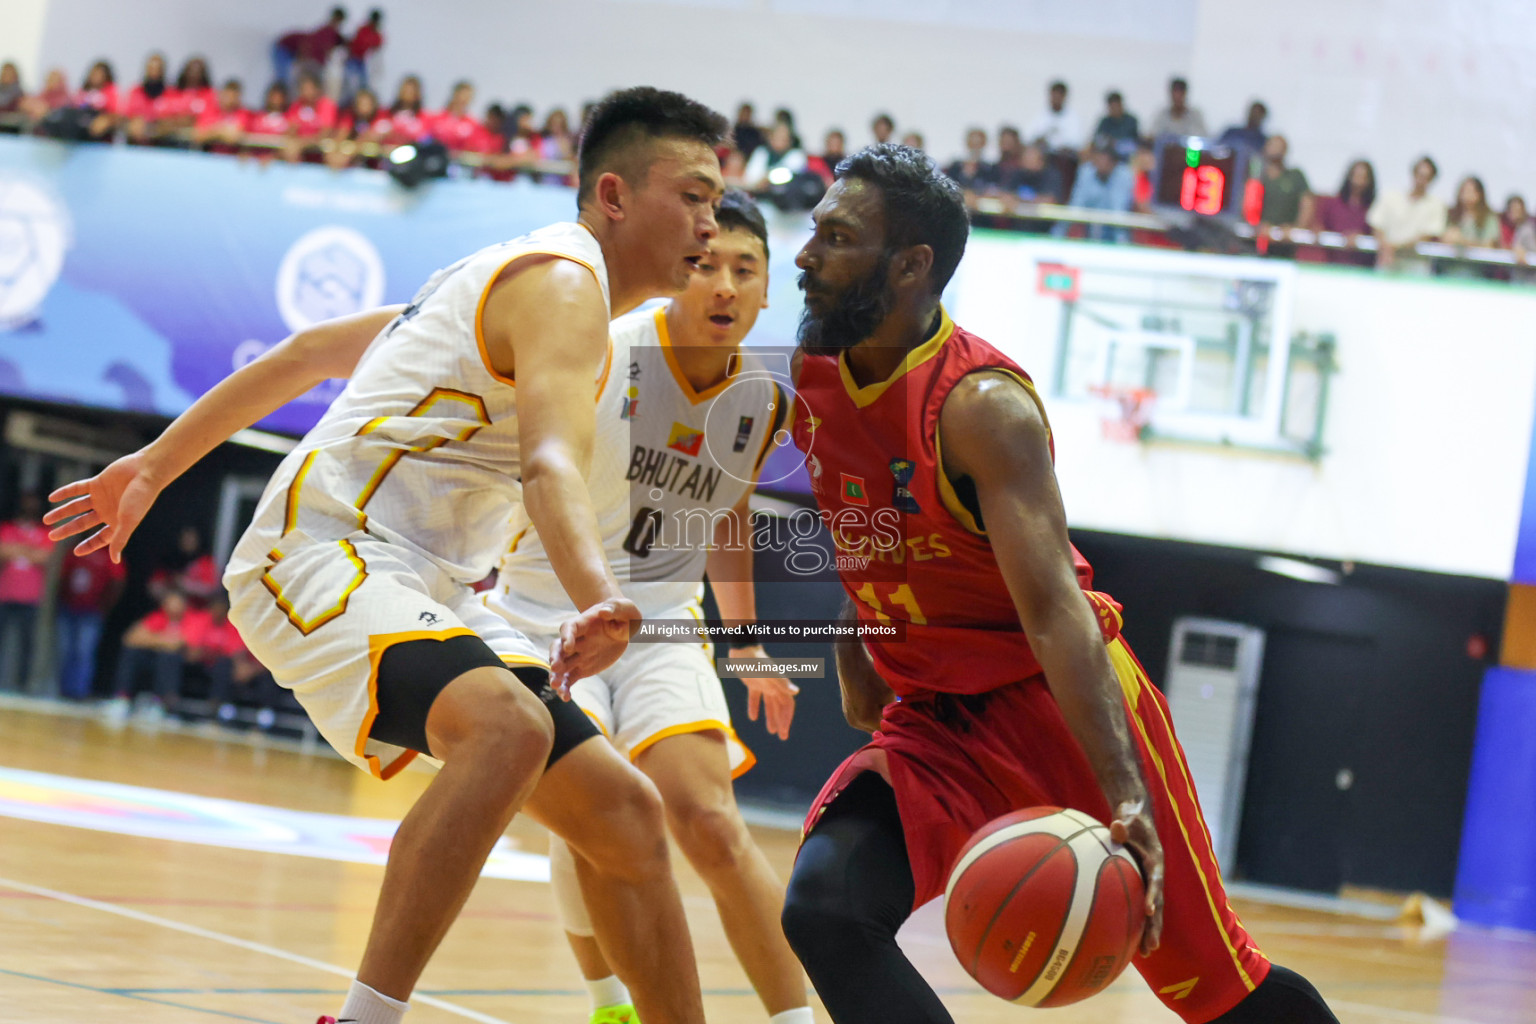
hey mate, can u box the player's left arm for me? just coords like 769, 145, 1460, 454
707, 489, 798, 740
939, 369, 1165, 955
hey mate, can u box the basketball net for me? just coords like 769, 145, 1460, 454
1088, 384, 1155, 443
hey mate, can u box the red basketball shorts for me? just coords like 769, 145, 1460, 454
802, 636, 1271, 1023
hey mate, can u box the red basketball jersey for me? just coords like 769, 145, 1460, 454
791, 309, 1123, 696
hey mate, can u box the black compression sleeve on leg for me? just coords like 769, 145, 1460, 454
781, 771, 955, 1024
1208, 964, 1340, 1024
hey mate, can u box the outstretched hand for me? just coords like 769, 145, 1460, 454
548, 598, 642, 697
43, 451, 160, 563
732, 647, 798, 740
1110, 797, 1166, 956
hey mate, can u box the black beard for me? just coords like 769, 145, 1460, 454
796, 252, 894, 356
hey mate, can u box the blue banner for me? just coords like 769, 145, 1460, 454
0, 136, 586, 434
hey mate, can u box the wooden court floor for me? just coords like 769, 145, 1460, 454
0, 703, 1532, 1024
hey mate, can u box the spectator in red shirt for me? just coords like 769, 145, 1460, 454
246, 82, 297, 161
175, 57, 216, 124
55, 544, 126, 699
105, 590, 188, 722
75, 60, 119, 142
124, 52, 180, 146
183, 594, 285, 725
288, 70, 338, 140
0, 493, 53, 692
1308, 159, 1377, 266
377, 74, 428, 146
148, 526, 221, 606
326, 86, 384, 168
343, 8, 384, 102
428, 80, 483, 152
193, 79, 249, 154
273, 6, 348, 91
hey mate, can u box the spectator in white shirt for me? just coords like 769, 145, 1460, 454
1027, 80, 1085, 155
743, 120, 807, 192
1150, 76, 1207, 138
1368, 155, 1448, 272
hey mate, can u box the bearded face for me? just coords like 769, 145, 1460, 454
795, 249, 894, 356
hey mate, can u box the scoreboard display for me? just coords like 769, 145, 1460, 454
1152, 137, 1265, 225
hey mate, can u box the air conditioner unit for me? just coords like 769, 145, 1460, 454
1162, 617, 1266, 871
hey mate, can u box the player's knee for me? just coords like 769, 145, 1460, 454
578, 769, 669, 878
668, 796, 749, 876
781, 856, 859, 966
430, 671, 553, 777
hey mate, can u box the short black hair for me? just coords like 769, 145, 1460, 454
1170, 76, 1189, 91
872, 112, 894, 129
1049, 80, 1068, 93
836, 143, 969, 292
1106, 90, 1123, 104
577, 86, 728, 205
715, 188, 769, 260
1417, 154, 1439, 178
330, 6, 347, 21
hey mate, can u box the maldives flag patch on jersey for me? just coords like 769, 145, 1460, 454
667, 421, 705, 457
841, 473, 868, 506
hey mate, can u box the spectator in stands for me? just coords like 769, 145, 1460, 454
124, 52, 178, 146
0, 62, 23, 117
772, 107, 801, 145
871, 112, 895, 144
1504, 196, 1536, 281
274, 6, 348, 91
54, 543, 126, 700
193, 78, 249, 153
1092, 91, 1140, 158
1368, 156, 1447, 272
993, 124, 1024, 190
1027, 80, 1085, 156
380, 74, 428, 145
1009, 142, 1063, 204
18, 68, 70, 121
1444, 176, 1501, 248
1218, 101, 1268, 152
288, 69, 338, 152
1058, 141, 1133, 242
76, 60, 119, 142
732, 102, 763, 161
105, 589, 189, 723
820, 128, 846, 170
175, 56, 216, 124
428, 80, 486, 152
344, 8, 384, 101
149, 526, 221, 606
743, 120, 808, 192
1150, 76, 1206, 138
1258, 135, 1312, 231
901, 131, 925, 152
247, 81, 295, 160
326, 86, 382, 168
537, 107, 573, 161
1309, 159, 1376, 265
0, 493, 52, 692
184, 593, 285, 727
945, 127, 995, 194
1503, 195, 1533, 248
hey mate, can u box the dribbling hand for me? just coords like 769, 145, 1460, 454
43, 451, 160, 563
1110, 797, 1165, 956
548, 598, 642, 697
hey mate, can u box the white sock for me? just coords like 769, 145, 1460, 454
770, 1009, 815, 1024
338, 979, 408, 1024
586, 974, 631, 1010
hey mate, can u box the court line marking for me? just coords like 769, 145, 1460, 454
0, 966, 286, 1023
0, 874, 514, 1024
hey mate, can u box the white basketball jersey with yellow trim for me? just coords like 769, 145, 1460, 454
228, 222, 611, 584
494, 306, 785, 625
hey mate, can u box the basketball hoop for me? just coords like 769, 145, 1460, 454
1088, 384, 1155, 442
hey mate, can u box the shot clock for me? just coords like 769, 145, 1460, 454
1151, 136, 1265, 226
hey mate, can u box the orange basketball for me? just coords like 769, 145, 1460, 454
943, 806, 1145, 1007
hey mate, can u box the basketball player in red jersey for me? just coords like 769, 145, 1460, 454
779, 144, 1339, 1024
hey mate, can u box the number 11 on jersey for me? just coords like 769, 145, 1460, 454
853, 582, 928, 625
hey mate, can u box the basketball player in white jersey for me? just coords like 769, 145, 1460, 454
46, 87, 728, 1024
490, 191, 814, 1024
